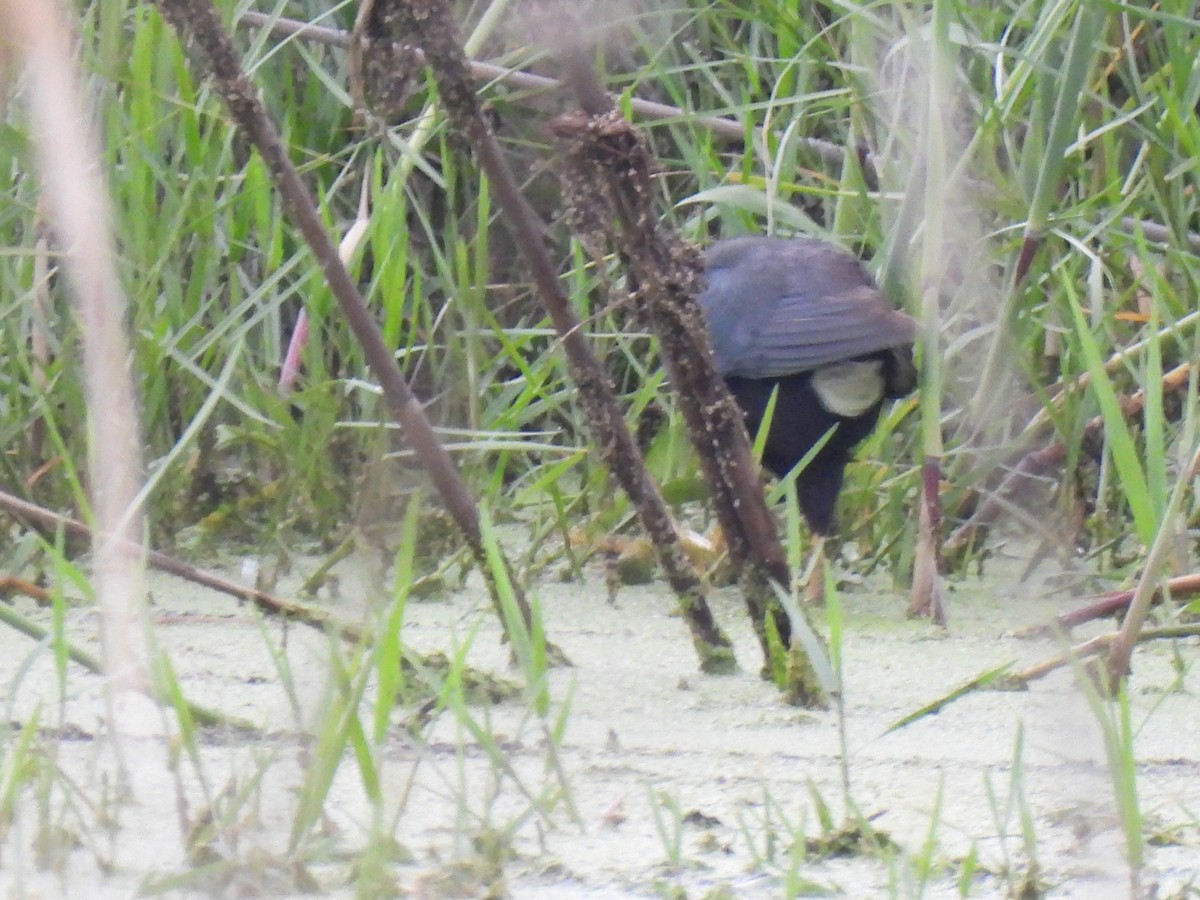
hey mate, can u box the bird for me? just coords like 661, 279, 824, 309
698, 236, 917, 582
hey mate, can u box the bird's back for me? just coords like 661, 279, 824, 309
700, 236, 916, 380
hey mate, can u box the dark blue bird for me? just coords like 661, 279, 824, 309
700, 236, 917, 536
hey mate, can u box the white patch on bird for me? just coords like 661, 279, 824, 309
811, 360, 885, 417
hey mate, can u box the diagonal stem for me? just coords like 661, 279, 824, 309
150, 0, 540, 644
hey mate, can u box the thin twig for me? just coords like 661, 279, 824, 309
237, 11, 845, 166
238, 12, 1200, 256
1016, 571, 1200, 636
0, 592, 256, 731
0, 487, 368, 643
1006, 624, 1200, 688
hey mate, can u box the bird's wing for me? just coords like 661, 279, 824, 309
705, 273, 916, 379
700, 237, 915, 378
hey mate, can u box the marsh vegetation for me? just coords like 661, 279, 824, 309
1, 1, 1198, 896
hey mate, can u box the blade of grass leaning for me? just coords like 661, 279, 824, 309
287, 639, 375, 855
479, 504, 549, 716
372, 491, 424, 744
882, 662, 1016, 735
771, 578, 836, 701
1062, 274, 1156, 544
0, 712, 42, 823
1066, 647, 1144, 881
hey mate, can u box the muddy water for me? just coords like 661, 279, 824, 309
0, 543, 1197, 898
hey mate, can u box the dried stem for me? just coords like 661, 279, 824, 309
388, 0, 736, 671
1106, 445, 1200, 689
0, 488, 370, 644
148, 0, 542, 645
907, 458, 946, 623
1005, 624, 1200, 689
547, 37, 826, 704
1018, 571, 1200, 636
2, 0, 153, 752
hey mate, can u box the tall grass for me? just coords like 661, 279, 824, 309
4, 1, 1195, 573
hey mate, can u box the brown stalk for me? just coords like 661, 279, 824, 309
1105, 443, 1200, 689
1004, 623, 1200, 689
1017, 571, 1200, 636
907, 458, 946, 624
0, 487, 369, 642
387, 0, 735, 672
148, 0, 541, 647
545, 38, 826, 704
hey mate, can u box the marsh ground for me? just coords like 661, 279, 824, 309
1, 542, 1197, 898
